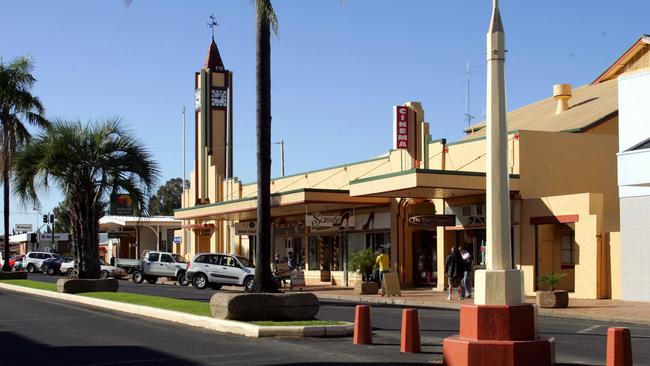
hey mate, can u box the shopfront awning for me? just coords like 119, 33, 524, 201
349, 168, 520, 198
174, 188, 391, 221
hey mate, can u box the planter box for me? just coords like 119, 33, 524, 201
354, 281, 379, 295
56, 278, 119, 294
210, 292, 319, 321
0, 271, 27, 280
536, 290, 569, 308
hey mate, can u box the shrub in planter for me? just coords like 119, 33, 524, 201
536, 272, 569, 308
349, 248, 378, 295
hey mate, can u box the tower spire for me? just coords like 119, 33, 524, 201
489, 0, 504, 33
203, 14, 225, 71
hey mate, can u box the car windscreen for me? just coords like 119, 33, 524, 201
236, 256, 253, 268
172, 254, 187, 263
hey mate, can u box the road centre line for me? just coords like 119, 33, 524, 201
577, 324, 601, 334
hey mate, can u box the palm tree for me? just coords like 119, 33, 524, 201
13, 119, 158, 278
0, 56, 48, 272
252, 0, 280, 292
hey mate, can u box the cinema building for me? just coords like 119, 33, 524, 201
175, 35, 650, 300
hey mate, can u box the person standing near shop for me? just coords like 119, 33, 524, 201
461, 248, 473, 298
375, 247, 390, 296
444, 246, 464, 301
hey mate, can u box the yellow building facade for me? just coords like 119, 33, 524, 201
175, 36, 650, 299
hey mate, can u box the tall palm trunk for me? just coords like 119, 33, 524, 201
2, 129, 11, 272
70, 191, 101, 278
253, 6, 276, 292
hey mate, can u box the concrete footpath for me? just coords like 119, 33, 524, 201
305, 286, 650, 326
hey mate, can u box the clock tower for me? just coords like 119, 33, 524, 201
194, 38, 233, 204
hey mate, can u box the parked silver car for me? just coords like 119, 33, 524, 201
186, 253, 255, 291
23, 252, 61, 273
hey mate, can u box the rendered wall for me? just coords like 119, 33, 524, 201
620, 196, 650, 301
521, 193, 604, 299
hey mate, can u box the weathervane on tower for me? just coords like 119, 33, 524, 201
207, 14, 219, 40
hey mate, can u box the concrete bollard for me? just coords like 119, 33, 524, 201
606, 327, 633, 366
400, 308, 421, 353
353, 304, 372, 345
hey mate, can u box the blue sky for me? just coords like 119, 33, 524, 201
0, 0, 647, 233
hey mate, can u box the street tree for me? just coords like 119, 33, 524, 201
148, 177, 184, 216
0, 56, 49, 271
53, 200, 72, 233
252, 0, 280, 293
13, 119, 158, 278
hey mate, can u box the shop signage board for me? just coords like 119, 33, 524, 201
393, 106, 409, 149
107, 231, 134, 239
407, 214, 456, 227
290, 270, 306, 290
305, 212, 355, 229
15, 224, 32, 234
109, 194, 134, 216
382, 272, 401, 297
173, 236, 182, 244
234, 221, 257, 235
38, 233, 69, 241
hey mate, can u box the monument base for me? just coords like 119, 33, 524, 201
474, 269, 524, 305
443, 304, 555, 366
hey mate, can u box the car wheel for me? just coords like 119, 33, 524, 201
27, 264, 35, 273
99, 270, 109, 279
244, 276, 255, 292
132, 271, 144, 284
66, 268, 75, 277
192, 273, 208, 290
209, 283, 222, 290
47, 267, 56, 276
177, 272, 190, 286
145, 277, 157, 284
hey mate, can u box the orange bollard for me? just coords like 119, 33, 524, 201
353, 304, 372, 345
607, 327, 633, 366
401, 308, 421, 353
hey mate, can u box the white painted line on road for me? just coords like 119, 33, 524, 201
577, 324, 601, 334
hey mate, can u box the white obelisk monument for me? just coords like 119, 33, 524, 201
473, 0, 524, 306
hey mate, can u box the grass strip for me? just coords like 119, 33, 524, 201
251, 320, 348, 327
79, 292, 212, 317
0, 279, 57, 291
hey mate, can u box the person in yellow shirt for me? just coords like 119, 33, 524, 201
375, 247, 389, 296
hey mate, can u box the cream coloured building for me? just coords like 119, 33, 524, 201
175, 36, 650, 300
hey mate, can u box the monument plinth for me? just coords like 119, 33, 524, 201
442, 1, 555, 364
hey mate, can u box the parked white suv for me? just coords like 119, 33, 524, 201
24, 252, 60, 273
186, 253, 255, 291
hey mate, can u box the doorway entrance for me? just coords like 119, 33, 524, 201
413, 230, 437, 286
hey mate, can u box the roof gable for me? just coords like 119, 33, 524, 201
593, 35, 650, 84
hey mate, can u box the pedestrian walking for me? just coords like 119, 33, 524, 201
461, 249, 473, 298
444, 246, 464, 300
375, 247, 389, 296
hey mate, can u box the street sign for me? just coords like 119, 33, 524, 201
407, 214, 456, 227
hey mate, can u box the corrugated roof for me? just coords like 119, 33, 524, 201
464, 78, 618, 138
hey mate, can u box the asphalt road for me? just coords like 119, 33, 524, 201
21, 274, 650, 365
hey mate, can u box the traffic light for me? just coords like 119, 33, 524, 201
43, 215, 48, 223
50, 214, 54, 223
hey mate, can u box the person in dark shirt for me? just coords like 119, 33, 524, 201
444, 246, 465, 301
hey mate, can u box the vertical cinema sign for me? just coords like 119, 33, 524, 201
393, 106, 409, 149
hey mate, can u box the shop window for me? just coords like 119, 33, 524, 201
561, 232, 575, 265
462, 206, 472, 217
308, 236, 319, 270
365, 232, 391, 258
